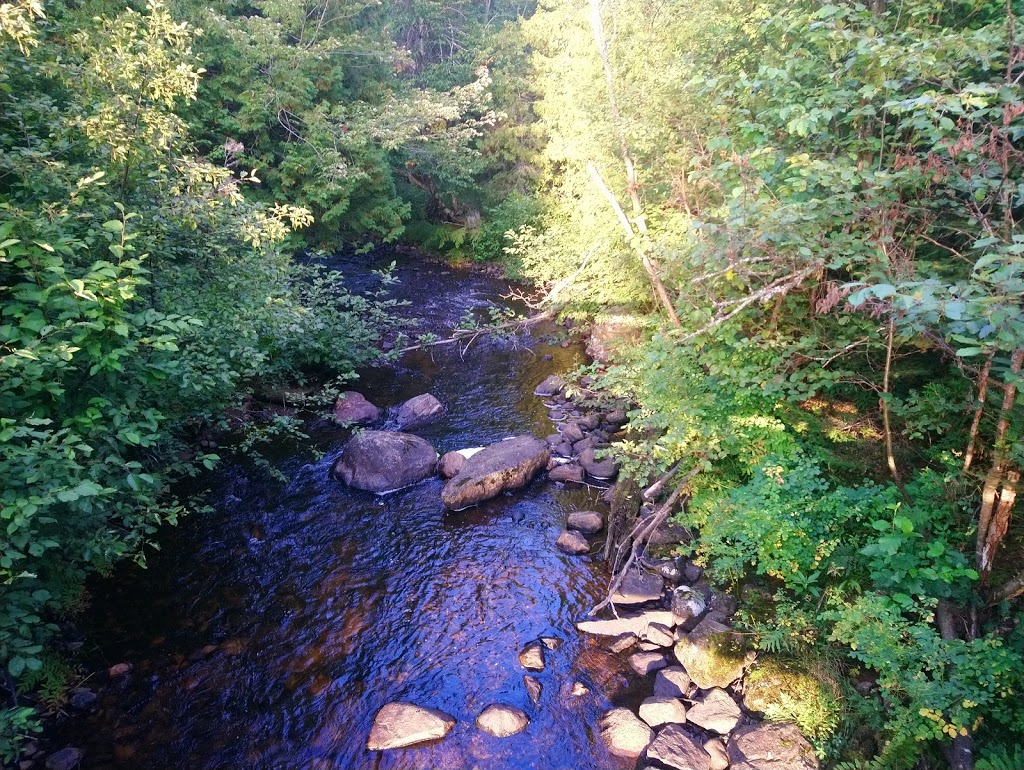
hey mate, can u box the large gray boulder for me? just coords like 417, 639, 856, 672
396, 393, 446, 430
335, 431, 437, 493
366, 702, 456, 750
612, 570, 664, 606
441, 436, 549, 510
647, 724, 713, 770
727, 723, 819, 770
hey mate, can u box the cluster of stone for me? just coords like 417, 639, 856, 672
579, 570, 819, 770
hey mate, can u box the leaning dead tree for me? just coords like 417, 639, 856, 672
591, 465, 701, 616
586, 0, 680, 327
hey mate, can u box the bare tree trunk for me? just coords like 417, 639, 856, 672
881, 318, 913, 505
588, 162, 681, 326
963, 353, 994, 474
977, 349, 1024, 584
586, 0, 680, 328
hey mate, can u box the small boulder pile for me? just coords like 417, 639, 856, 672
533, 375, 628, 483
577, 565, 819, 770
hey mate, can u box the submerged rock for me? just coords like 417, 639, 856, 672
333, 391, 381, 424
523, 675, 543, 704
367, 702, 455, 750
566, 510, 603, 534
441, 435, 549, 510
476, 704, 530, 737
395, 393, 446, 430
727, 723, 819, 770
334, 431, 438, 493
556, 529, 590, 555
599, 708, 653, 759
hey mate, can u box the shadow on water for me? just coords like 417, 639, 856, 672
55, 256, 641, 769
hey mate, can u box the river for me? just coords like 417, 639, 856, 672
52, 256, 639, 769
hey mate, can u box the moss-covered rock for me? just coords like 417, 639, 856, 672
742, 657, 843, 743
674, 617, 756, 689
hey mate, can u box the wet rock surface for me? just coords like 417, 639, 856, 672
334, 430, 437, 493
476, 704, 530, 737
441, 435, 550, 509
366, 702, 456, 750
395, 393, 446, 430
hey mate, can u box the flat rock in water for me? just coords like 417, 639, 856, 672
367, 702, 455, 750
534, 375, 565, 396
519, 640, 546, 671
605, 632, 638, 653
550, 464, 585, 483
629, 651, 668, 676
646, 724, 712, 770
599, 708, 653, 759
441, 436, 549, 510
567, 510, 603, 534
476, 704, 530, 737
580, 446, 618, 479
395, 393, 446, 430
639, 696, 687, 728
45, 748, 83, 770
335, 431, 438, 493
612, 570, 664, 605
577, 610, 675, 637
687, 688, 742, 735
333, 391, 381, 424
556, 529, 590, 555
653, 666, 692, 698
727, 722, 819, 770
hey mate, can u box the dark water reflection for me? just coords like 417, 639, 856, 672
58, 257, 634, 769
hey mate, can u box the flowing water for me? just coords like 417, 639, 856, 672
54, 257, 641, 769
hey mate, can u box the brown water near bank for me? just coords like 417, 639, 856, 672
51, 256, 640, 769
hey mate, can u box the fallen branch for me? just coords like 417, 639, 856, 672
394, 311, 554, 355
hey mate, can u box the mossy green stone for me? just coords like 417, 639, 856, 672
673, 624, 755, 690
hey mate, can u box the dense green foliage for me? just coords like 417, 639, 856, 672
4, 0, 1024, 766
0, 1, 403, 757
514, 0, 1024, 765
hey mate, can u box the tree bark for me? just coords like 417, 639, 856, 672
963, 353, 994, 474
976, 349, 1024, 584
